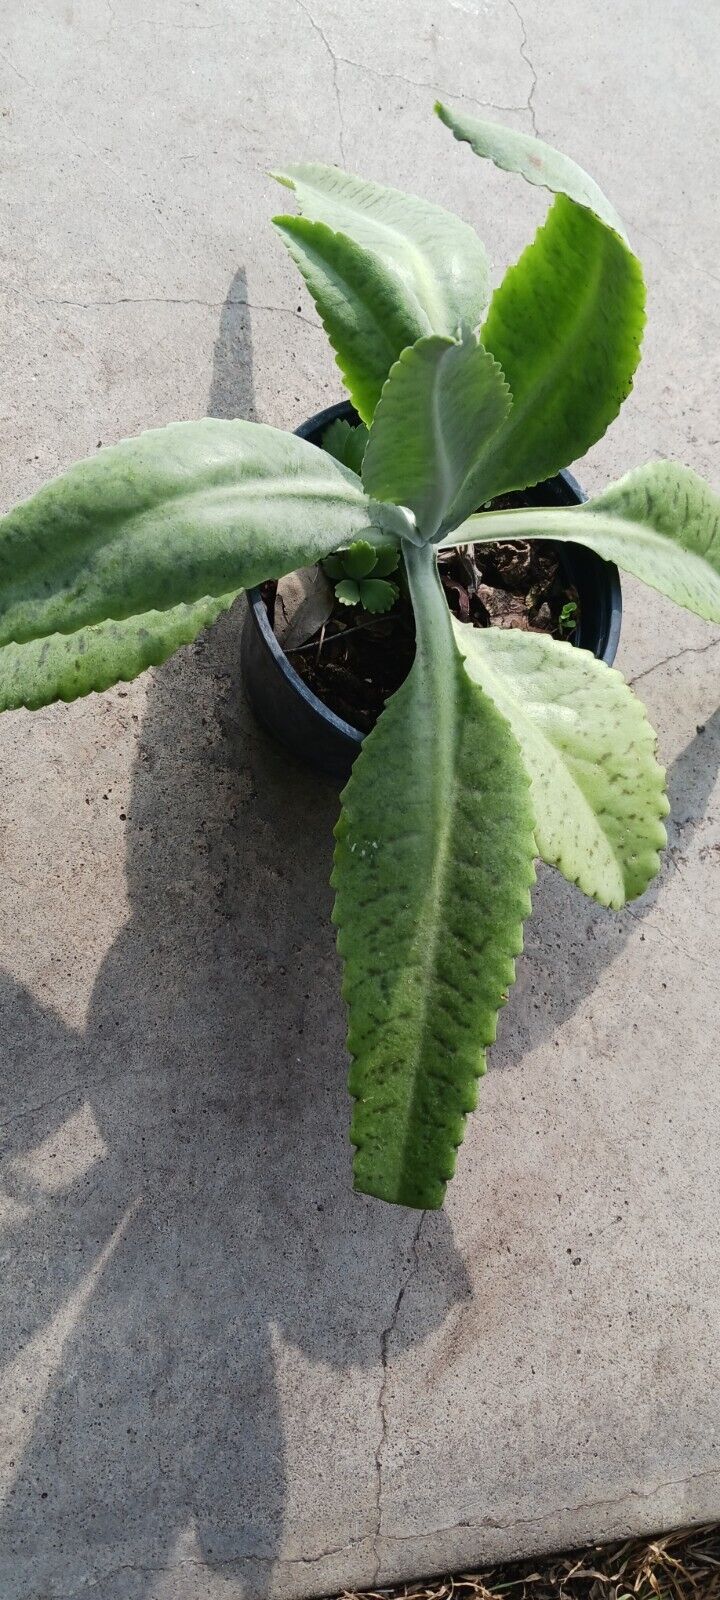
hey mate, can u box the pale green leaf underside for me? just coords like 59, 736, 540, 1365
273, 161, 490, 337
362, 333, 511, 540
274, 215, 429, 424
435, 103, 627, 239
0, 418, 409, 709
445, 461, 720, 624
332, 544, 535, 1208
455, 622, 668, 908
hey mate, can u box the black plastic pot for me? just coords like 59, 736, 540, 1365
242, 401, 623, 783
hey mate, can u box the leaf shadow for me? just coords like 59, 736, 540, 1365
0, 276, 472, 1599
493, 704, 720, 1067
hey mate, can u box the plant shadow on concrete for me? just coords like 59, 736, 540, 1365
0, 276, 472, 1597
0, 280, 718, 1597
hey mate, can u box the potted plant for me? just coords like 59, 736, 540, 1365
1, 108, 717, 1209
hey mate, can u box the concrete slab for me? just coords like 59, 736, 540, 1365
1, 1, 719, 1596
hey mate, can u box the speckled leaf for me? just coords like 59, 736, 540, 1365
0, 597, 235, 712
443, 461, 720, 623
434, 105, 645, 503
455, 623, 669, 907
362, 333, 511, 540
273, 161, 490, 334
435, 103, 627, 238
332, 542, 536, 1209
0, 418, 410, 711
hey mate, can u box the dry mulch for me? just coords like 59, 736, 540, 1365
337, 1525, 720, 1600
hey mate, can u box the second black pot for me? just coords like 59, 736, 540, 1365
242, 402, 623, 783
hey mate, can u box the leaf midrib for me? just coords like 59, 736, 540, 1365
483, 224, 608, 486
470, 214, 608, 495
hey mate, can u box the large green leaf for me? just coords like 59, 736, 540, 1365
435, 103, 627, 238
361, 333, 511, 540
0, 418, 410, 710
273, 163, 490, 425
273, 162, 490, 335
332, 542, 536, 1208
274, 216, 430, 425
434, 105, 645, 505
443, 461, 720, 624
455, 623, 669, 908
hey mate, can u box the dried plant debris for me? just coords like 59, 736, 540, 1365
274, 563, 335, 650
336, 1524, 720, 1600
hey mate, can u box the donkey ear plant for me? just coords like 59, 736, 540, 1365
2, 110, 719, 1208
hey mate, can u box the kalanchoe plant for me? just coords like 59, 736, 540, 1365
2, 110, 719, 1209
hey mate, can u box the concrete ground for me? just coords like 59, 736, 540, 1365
1, 1, 719, 1596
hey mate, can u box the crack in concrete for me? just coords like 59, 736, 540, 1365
290, 8, 529, 138
0, 51, 194, 268
377, 1463, 720, 1549
372, 1211, 426, 1582
294, 0, 348, 164
56, 1461, 720, 1595
327, 54, 528, 116
632, 225, 720, 292
624, 905, 716, 981
505, 0, 539, 135
0, 281, 321, 331
47, 1535, 374, 1597
628, 634, 720, 687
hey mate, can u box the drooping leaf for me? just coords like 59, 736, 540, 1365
362, 332, 511, 540
273, 215, 429, 424
434, 106, 645, 505
274, 161, 490, 335
0, 418, 410, 710
455, 622, 669, 907
335, 579, 360, 606
332, 541, 535, 1208
443, 461, 720, 624
0, 597, 236, 713
321, 416, 369, 474
435, 103, 627, 238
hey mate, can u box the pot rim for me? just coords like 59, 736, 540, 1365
246, 400, 622, 750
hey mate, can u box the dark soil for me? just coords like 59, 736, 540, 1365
263, 498, 579, 733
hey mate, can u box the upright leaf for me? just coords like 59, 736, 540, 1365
443, 461, 720, 624
274, 162, 490, 335
0, 419, 410, 710
332, 542, 535, 1208
362, 333, 511, 540
274, 216, 429, 424
434, 105, 645, 504
455, 623, 669, 908
273, 162, 490, 424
